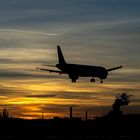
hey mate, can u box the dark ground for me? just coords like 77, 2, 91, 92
0, 113, 140, 140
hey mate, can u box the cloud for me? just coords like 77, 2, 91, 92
0, 29, 60, 36
0, 58, 12, 63
26, 94, 56, 98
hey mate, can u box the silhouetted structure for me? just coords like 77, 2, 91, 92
113, 93, 130, 111
42, 113, 44, 120
0, 101, 139, 139
0, 94, 140, 139
107, 93, 131, 118
85, 111, 88, 121
70, 107, 72, 119
2, 108, 9, 119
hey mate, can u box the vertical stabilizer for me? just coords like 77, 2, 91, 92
57, 45, 66, 64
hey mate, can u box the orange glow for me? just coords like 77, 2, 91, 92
0, 79, 140, 119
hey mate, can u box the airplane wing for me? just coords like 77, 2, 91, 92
107, 65, 123, 72
36, 67, 64, 74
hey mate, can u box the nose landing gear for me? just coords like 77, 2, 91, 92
100, 80, 103, 83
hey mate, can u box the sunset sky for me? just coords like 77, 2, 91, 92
0, 0, 140, 119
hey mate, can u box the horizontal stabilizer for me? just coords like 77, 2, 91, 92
107, 65, 123, 72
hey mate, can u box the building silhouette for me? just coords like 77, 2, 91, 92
70, 107, 72, 119
2, 108, 9, 119
85, 111, 88, 121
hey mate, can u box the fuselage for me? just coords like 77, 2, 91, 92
56, 63, 108, 80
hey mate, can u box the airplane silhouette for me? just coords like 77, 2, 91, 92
37, 45, 123, 83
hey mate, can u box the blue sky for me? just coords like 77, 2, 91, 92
0, 0, 139, 119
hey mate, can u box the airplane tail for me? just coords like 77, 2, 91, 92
57, 45, 66, 65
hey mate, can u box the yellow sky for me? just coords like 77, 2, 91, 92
0, 77, 139, 119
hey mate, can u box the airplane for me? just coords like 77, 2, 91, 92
36, 45, 123, 83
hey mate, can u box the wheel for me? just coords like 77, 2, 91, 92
69, 74, 78, 83
72, 79, 76, 83
90, 78, 95, 82
100, 80, 103, 83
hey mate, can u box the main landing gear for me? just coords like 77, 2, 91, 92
71, 79, 77, 83
69, 75, 79, 83
90, 78, 95, 83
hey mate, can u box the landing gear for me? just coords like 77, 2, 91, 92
100, 80, 103, 83
90, 78, 95, 83
69, 74, 78, 83
72, 79, 77, 83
